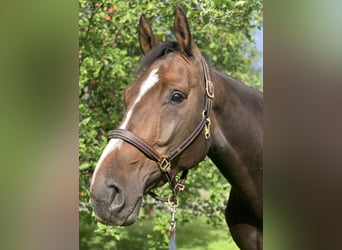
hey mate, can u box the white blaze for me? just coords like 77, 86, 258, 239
120, 68, 159, 129
91, 68, 159, 187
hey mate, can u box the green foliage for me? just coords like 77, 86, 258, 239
79, 0, 262, 248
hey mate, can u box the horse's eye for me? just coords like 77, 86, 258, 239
170, 91, 186, 104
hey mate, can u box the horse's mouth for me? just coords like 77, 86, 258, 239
120, 197, 143, 226
91, 195, 143, 226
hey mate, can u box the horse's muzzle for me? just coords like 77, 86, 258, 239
90, 182, 142, 226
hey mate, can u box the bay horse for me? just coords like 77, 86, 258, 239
90, 5, 262, 250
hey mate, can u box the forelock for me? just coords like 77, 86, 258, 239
139, 41, 179, 73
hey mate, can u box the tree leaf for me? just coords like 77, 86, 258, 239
235, 1, 246, 7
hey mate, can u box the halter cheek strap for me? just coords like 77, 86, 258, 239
108, 57, 214, 202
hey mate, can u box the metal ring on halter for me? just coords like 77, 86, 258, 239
158, 157, 171, 172
175, 183, 185, 192
168, 195, 178, 208
202, 109, 207, 119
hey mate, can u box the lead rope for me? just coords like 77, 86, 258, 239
169, 199, 177, 250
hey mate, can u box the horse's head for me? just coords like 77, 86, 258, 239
90, 6, 213, 226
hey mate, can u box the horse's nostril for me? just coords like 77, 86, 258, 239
106, 184, 119, 205
108, 184, 120, 194
107, 184, 125, 212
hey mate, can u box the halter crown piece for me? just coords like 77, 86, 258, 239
108, 57, 214, 250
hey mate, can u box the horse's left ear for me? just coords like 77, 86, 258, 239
174, 5, 193, 57
139, 14, 157, 55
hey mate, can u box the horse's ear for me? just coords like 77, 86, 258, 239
174, 5, 193, 57
139, 14, 157, 55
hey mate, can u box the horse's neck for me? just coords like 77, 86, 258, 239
208, 70, 263, 189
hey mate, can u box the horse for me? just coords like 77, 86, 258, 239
90, 5, 263, 250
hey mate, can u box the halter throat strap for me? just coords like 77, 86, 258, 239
108, 57, 214, 201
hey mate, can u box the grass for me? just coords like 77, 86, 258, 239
80, 217, 239, 250
172, 217, 239, 250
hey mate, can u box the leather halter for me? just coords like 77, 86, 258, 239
108, 57, 214, 202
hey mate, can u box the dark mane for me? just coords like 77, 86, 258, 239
139, 41, 179, 72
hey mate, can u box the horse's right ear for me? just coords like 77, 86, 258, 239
138, 14, 157, 55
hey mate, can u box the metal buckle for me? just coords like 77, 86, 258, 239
175, 183, 185, 192
205, 80, 214, 99
158, 157, 171, 172
204, 118, 211, 139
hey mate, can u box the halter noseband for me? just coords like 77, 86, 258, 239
108, 57, 214, 202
